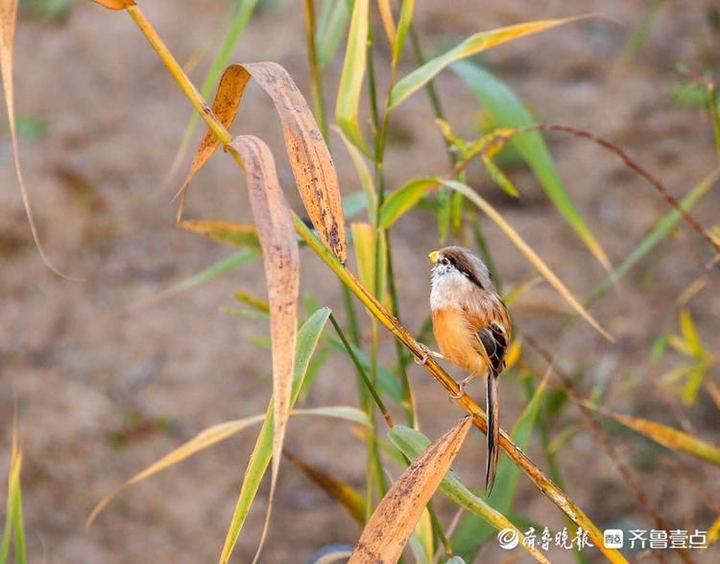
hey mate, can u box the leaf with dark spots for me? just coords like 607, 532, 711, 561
176, 62, 347, 263
176, 65, 250, 220
349, 417, 473, 563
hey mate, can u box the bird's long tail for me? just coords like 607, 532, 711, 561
485, 371, 500, 493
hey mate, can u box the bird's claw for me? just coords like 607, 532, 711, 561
415, 343, 432, 366
449, 376, 472, 400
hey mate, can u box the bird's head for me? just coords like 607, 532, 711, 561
428, 246, 494, 291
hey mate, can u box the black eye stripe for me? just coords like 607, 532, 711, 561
445, 254, 484, 289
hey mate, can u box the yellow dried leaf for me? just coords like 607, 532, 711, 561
242, 62, 347, 263
349, 417, 473, 563
229, 135, 299, 564
176, 63, 347, 263
176, 65, 250, 220
603, 411, 720, 466
376, 0, 396, 49
284, 449, 366, 524
178, 219, 260, 250
90, 0, 135, 9
1, 0, 77, 278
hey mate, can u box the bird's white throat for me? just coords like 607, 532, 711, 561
430, 269, 474, 310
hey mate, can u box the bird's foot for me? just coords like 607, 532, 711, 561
414, 343, 443, 366
449, 376, 474, 400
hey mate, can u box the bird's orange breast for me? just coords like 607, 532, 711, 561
432, 307, 489, 376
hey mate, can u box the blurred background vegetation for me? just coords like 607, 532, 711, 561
1, 0, 719, 562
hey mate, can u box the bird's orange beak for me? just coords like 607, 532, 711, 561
428, 250, 440, 264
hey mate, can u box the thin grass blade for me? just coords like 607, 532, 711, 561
292, 406, 370, 426
335, 127, 377, 222
1, 431, 25, 564
392, 0, 415, 66
376, 0, 395, 49
87, 403, 363, 528
133, 251, 258, 310
481, 156, 521, 197
592, 167, 720, 297
350, 222, 386, 303
87, 414, 267, 527
166, 0, 259, 190
1, 0, 77, 278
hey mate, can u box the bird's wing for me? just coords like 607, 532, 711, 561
475, 322, 508, 375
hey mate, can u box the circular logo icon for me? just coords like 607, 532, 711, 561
497, 528, 519, 550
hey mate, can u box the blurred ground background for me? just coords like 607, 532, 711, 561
1, 0, 719, 562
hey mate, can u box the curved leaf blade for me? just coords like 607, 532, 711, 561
392, 0, 415, 66
380, 177, 439, 228
176, 64, 250, 220
133, 250, 258, 310
87, 403, 362, 528
592, 167, 720, 298
441, 179, 613, 342
335, 126, 377, 222
591, 408, 720, 466
389, 18, 579, 110
1, 0, 76, 278
244, 62, 348, 262
292, 406, 370, 427
316, 0, 352, 68
86, 415, 267, 528
178, 220, 260, 250
335, 0, 371, 155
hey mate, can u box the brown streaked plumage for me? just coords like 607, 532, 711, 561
426, 246, 511, 492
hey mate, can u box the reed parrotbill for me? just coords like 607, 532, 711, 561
419, 246, 512, 492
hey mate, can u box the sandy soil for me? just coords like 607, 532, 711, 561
1, 0, 719, 562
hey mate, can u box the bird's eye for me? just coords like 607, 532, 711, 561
440, 257, 449, 266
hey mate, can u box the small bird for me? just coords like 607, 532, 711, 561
420, 246, 512, 492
